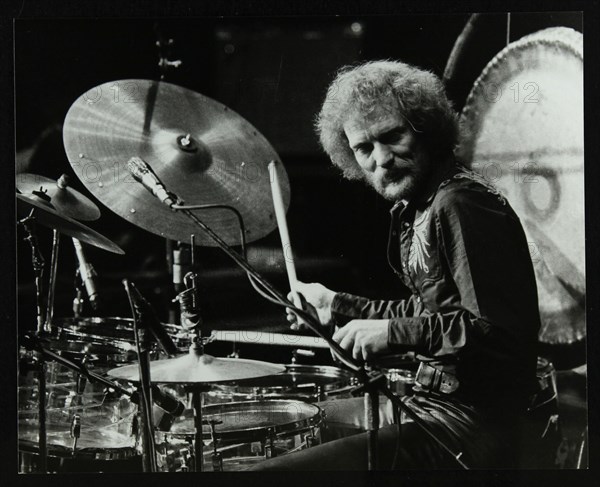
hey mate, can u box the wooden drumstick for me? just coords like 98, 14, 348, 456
268, 161, 303, 316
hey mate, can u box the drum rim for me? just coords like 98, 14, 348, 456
18, 439, 139, 460
231, 364, 358, 395
163, 399, 322, 441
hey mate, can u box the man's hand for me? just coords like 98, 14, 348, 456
286, 281, 337, 330
332, 319, 390, 361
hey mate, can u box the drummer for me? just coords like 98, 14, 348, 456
252, 60, 541, 469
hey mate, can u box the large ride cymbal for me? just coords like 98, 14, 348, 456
63, 79, 290, 246
17, 194, 124, 254
16, 173, 101, 221
107, 351, 285, 384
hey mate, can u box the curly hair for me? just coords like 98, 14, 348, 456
315, 60, 459, 180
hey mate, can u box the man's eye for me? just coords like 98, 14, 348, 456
354, 145, 371, 155
381, 131, 404, 144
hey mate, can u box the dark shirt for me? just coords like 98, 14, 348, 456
331, 164, 541, 411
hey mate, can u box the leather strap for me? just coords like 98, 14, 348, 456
415, 362, 460, 394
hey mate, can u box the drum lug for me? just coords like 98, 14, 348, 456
211, 451, 223, 472
305, 426, 318, 448
265, 428, 276, 458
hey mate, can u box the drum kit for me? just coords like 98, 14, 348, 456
18, 79, 425, 473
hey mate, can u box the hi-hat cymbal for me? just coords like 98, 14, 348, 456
63, 79, 290, 246
16, 173, 101, 221
107, 351, 285, 384
17, 193, 124, 254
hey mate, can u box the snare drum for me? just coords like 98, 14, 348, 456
155, 400, 323, 472
205, 364, 357, 404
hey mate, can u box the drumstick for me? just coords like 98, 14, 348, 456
268, 161, 303, 312
211, 330, 330, 349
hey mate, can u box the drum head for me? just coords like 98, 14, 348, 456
43, 317, 192, 361
166, 400, 321, 443
457, 27, 584, 345
233, 364, 356, 391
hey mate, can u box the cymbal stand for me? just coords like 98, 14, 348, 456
18, 211, 46, 333
44, 229, 60, 330
125, 280, 157, 472
18, 211, 49, 472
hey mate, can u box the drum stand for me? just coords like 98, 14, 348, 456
168, 202, 470, 470
18, 212, 49, 472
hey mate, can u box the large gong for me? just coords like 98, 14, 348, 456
457, 27, 584, 345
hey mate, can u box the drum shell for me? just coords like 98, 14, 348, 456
18, 349, 139, 473
155, 400, 323, 472
207, 364, 358, 404
42, 317, 192, 366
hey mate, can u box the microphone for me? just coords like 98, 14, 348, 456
151, 386, 185, 416
174, 272, 202, 331
72, 238, 100, 310
125, 280, 180, 356
127, 157, 178, 207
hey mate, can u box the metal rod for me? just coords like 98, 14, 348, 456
191, 234, 196, 268
192, 390, 204, 472
18, 213, 46, 332
365, 391, 379, 470
44, 230, 60, 330
37, 357, 47, 472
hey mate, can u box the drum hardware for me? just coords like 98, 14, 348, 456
292, 349, 316, 361
69, 414, 81, 454
44, 229, 60, 330
72, 280, 85, 318
265, 427, 276, 459
17, 210, 46, 333
207, 420, 224, 472
124, 279, 159, 472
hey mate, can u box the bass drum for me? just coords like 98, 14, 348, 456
18, 347, 140, 473
155, 400, 323, 472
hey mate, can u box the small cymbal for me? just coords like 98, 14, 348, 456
63, 79, 290, 246
107, 351, 285, 384
16, 173, 101, 221
17, 193, 124, 254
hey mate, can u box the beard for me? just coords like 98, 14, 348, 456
365, 167, 422, 202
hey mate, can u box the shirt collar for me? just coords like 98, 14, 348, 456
389, 162, 459, 214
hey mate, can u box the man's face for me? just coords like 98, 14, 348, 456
344, 107, 431, 202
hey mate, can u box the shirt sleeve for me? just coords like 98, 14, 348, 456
387, 187, 540, 360
330, 292, 422, 327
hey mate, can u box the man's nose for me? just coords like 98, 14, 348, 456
373, 143, 394, 168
